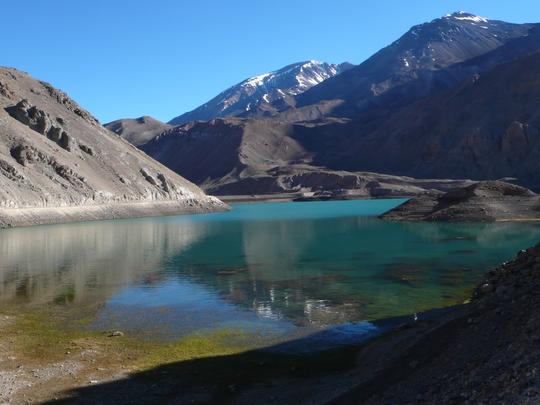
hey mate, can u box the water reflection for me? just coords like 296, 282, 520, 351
0, 218, 208, 306
173, 216, 540, 327
1, 201, 540, 340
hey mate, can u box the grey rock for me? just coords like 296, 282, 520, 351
381, 181, 540, 222
0, 67, 227, 228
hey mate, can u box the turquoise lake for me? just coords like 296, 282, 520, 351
2, 199, 540, 349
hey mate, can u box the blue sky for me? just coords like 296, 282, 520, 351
3, 0, 540, 123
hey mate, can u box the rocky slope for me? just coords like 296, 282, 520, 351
381, 181, 540, 221
104, 116, 171, 146
141, 119, 473, 196
141, 118, 309, 188
310, 47, 540, 189
0, 67, 226, 228
169, 61, 353, 125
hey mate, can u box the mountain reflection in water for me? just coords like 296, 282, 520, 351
2, 200, 540, 342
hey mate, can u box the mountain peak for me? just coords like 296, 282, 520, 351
296, 11, 531, 113
443, 11, 489, 23
169, 60, 353, 125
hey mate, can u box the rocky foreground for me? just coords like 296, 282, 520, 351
381, 180, 540, 222
335, 242, 540, 404
0, 67, 226, 228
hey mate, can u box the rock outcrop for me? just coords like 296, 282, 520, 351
6, 99, 78, 152
381, 181, 540, 221
0, 67, 227, 228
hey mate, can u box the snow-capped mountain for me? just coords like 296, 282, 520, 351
296, 11, 532, 114
141, 12, 540, 196
386, 11, 528, 71
169, 60, 353, 125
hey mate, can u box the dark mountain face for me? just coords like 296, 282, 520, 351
142, 118, 308, 186
140, 118, 473, 197
295, 12, 532, 117
142, 119, 248, 184
295, 50, 540, 189
169, 61, 353, 125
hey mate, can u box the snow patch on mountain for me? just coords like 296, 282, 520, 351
243, 73, 272, 88
169, 60, 353, 125
444, 11, 489, 23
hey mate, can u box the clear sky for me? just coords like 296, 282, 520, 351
3, 0, 540, 123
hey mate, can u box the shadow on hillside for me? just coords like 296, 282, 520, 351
45, 309, 454, 404
46, 334, 360, 404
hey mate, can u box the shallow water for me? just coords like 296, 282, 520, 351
2, 199, 540, 349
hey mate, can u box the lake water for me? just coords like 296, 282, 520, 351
2, 199, 540, 350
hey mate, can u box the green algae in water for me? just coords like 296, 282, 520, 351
1, 199, 540, 348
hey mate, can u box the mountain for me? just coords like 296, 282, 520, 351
169, 60, 353, 125
319, 49, 540, 189
141, 118, 472, 196
0, 67, 226, 228
104, 116, 171, 146
130, 13, 540, 196
294, 12, 532, 118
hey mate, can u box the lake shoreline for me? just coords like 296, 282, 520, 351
0, 302, 464, 404
0, 198, 228, 229
219, 193, 414, 203
3, 242, 533, 404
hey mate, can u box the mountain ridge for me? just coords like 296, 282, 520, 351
293, 12, 532, 118
168, 60, 353, 125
